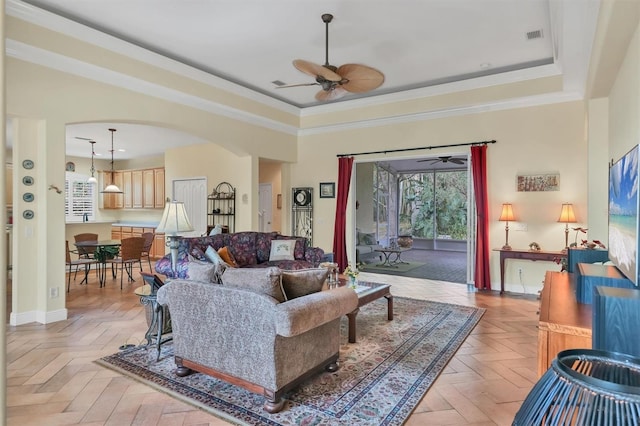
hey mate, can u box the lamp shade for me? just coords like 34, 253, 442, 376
155, 201, 194, 236
557, 203, 576, 223
498, 203, 515, 222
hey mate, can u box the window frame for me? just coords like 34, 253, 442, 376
65, 171, 96, 223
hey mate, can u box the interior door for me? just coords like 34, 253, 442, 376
258, 183, 273, 232
172, 178, 207, 237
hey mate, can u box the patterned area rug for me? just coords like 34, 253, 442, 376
96, 297, 484, 426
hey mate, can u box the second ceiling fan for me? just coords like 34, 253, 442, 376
277, 13, 385, 101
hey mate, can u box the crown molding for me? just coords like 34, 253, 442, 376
298, 91, 583, 136
6, 39, 300, 136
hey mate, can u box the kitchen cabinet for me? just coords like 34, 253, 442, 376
112, 225, 165, 259
122, 171, 132, 209
102, 167, 164, 210
132, 170, 143, 208
143, 169, 155, 208
102, 171, 123, 209
154, 168, 165, 208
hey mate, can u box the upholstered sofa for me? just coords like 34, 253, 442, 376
157, 267, 358, 413
155, 231, 325, 279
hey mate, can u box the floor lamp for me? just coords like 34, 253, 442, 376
558, 203, 576, 251
498, 203, 515, 250
155, 201, 194, 273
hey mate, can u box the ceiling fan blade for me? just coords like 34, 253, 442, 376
275, 82, 320, 89
337, 64, 385, 93
449, 158, 465, 165
74, 136, 92, 140
293, 59, 342, 82
315, 87, 347, 102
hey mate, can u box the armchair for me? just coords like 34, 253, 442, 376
157, 279, 358, 413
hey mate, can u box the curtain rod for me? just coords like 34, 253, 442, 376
336, 140, 497, 158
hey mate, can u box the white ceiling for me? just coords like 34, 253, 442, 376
9, 0, 600, 160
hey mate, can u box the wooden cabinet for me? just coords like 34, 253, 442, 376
538, 271, 592, 377
102, 171, 123, 209
101, 167, 164, 210
143, 169, 155, 208
122, 171, 133, 209
154, 168, 165, 208
111, 226, 165, 259
153, 233, 166, 258
132, 170, 143, 208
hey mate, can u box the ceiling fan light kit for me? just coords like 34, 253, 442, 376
279, 13, 385, 102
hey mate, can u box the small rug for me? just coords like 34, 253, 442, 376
360, 261, 425, 273
96, 297, 484, 426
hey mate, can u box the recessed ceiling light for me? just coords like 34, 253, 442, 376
118, 149, 126, 152
480, 63, 492, 69
272, 80, 286, 86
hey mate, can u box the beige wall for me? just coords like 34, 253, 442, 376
295, 101, 589, 292
609, 20, 640, 161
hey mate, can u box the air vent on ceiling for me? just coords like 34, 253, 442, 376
272, 80, 286, 86
526, 29, 543, 40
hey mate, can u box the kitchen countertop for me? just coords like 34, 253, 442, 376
66, 221, 114, 225
112, 222, 160, 228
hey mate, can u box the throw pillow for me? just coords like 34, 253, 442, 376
218, 246, 238, 267
205, 245, 228, 283
221, 266, 286, 302
186, 259, 217, 283
269, 240, 296, 261
208, 224, 223, 236
281, 268, 329, 299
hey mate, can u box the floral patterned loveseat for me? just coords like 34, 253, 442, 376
155, 231, 325, 279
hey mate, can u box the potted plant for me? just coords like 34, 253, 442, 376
94, 245, 120, 263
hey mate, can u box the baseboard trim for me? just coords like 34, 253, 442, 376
10, 308, 68, 325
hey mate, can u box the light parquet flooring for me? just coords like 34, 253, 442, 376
7, 269, 540, 425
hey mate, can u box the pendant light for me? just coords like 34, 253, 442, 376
101, 128, 123, 193
86, 140, 97, 184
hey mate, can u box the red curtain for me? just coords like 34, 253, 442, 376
471, 145, 491, 290
332, 157, 354, 272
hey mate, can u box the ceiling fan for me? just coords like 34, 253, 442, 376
276, 13, 385, 101
417, 156, 468, 165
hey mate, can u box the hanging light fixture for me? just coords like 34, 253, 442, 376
101, 128, 123, 193
86, 140, 97, 184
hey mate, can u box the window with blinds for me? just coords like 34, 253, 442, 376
65, 172, 96, 222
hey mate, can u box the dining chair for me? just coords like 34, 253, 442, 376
66, 240, 98, 292
74, 233, 99, 259
140, 232, 155, 272
107, 237, 146, 289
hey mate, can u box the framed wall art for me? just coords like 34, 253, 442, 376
516, 174, 560, 192
319, 182, 335, 198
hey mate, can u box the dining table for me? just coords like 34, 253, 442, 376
74, 239, 122, 287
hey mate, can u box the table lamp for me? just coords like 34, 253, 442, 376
498, 203, 515, 250
557, 203, 576, 251
155, 201, 194, 272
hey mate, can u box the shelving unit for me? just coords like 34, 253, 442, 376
207, 181, 235, 234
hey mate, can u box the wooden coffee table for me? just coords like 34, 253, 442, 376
336, 278, 393, 343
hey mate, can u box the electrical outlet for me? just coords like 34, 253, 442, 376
49, 287, 59, 298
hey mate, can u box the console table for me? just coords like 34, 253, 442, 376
495, 249, 565, 294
